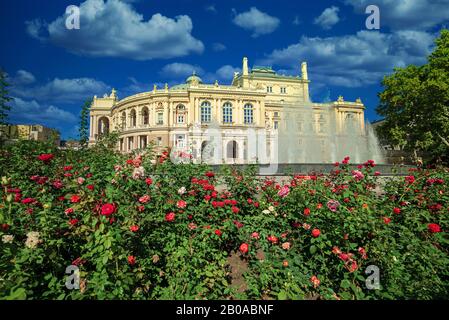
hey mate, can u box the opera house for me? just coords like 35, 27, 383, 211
89, 57, 373, 164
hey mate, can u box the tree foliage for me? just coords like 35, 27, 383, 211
0, 68, 12, 126
376, 29, 449, 162
78, 98, 92, 148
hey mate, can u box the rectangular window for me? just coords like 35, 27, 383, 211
157, 137, 162, 146
140, 136, 147, 149
157, 113, 163, 125
223, 104, 233, 123
274, 112, 279, 117
176, 135, 185, 148
280, 87, 286, 94
201, 105, 211, 123
244, 104, 253, 124
267, 86, 272, 93
177, 114, 185, 124
274, 121, 278, 129
128, 137, 134, 150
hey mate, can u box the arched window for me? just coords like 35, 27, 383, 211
244, 103, 253, 124
121, 112, 126, 129
142, 107, 149, 125
227, 141, 238, 159
201, 101, 211, 123
201, 140, 214, 159
98, 117, 110, 135
176, 104, 186, 124
222, 102, 233, 123
130, 109, 137, 127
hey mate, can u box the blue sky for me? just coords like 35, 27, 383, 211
1, 0, 448, 139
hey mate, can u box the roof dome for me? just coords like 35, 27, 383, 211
185, 71, 202, 84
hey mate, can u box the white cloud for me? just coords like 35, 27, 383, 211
232, 7, 280, 37
314, 6, 340, 30
8, 97, 77, 125
345, 0, 449, 30
26, 0, 204, 60
261, 30, 435, 88
158, 63, 240, 85
205, 5, 217, 13
160, 63, 204, 78
10, 70, 36, 85
214, 65, 241, 81
201, 65, 241, 84
212, 42, 227, 51
12, 77, 110, 103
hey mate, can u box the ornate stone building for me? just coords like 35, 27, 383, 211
89, 57, 367, 164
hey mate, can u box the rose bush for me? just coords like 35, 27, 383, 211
0, 138, 448, 300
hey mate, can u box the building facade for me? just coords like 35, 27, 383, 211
89, 57, 366, 164
0, 124, 60, 146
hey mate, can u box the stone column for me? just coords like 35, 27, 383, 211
89, 116, 93, 138
169, 102, 174, 127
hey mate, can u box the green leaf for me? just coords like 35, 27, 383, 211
340, 279, 351, 289
278, 290, 287, 300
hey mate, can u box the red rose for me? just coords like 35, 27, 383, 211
165, 212, 175, 222
338, 253, 349, 261
247, 199, 253, 204
65, 208, 74, 215
71, 195, 81, 203
251, 232, 260, 239
428, 223, 441, 233
52, 180, 64, 189
177, 200, 187, 208
304, 208, 311, 216
267, 235, 278, 244
37, 153, 54, 163
64, 166, 73, 171
1, 223, 9, 231
101, 203, 116, 216
205, 171, 215, 178
139, 195, 151, 203
21, 197, 36, 204
204, 195, 211, 201
239, 243, 249, 254
311, 228, 321, 238
393, 207, 401, 214
69, 219, 78, 226
405, 175, 415, 184
253, 202, 259, 208
130, 225, 139, 232
232, 206, 240, 214
310, 275, 320, 288
145, 178, 153, 185
214, 229, 222, 236
383, 217, 391, 224
233, 220, 244, 229
86, 184, 94, 191
127, 255, 136, 265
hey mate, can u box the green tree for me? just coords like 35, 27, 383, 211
78, 98, 92, 148
0, 68, 12, 125
376, 29, 449, 162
